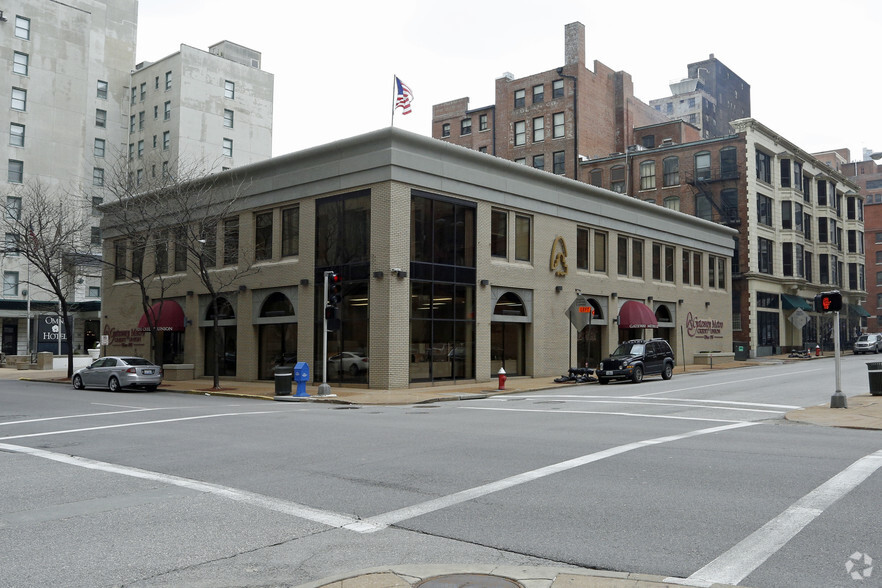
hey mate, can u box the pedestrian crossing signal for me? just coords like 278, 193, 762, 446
813, 291, 842, 313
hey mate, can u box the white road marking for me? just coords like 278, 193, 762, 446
0, 408, 159, 426
459, 406, 746, 424
0, 412, 275, 440
666, 449, 882, 587
507, 395, 800, 410
345, 422, 758, 533
635, 370, 823, 397
0, 442, 360, 529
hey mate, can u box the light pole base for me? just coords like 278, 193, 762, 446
830, 391, 848, 409
317, 383, 334, 397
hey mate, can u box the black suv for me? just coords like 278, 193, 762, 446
597, 338, 675, 384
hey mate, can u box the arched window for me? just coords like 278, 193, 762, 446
585, 298, 604, 320
639, 160, 656, 190
494, 292, 526, 316
694, 151, 711, 180
260, 292, 294, 318
663, 196, 680, 211
655, 305, 672, 323
663, 156, 679, 187
205, 297, 235, 320
695, 193, 712, 220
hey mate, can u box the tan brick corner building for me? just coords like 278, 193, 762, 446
101, 128, 735, 392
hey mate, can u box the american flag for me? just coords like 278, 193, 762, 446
394, 76, 413, 115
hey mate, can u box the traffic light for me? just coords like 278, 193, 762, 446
325, 272, 341, 331
814, 291, 842, 313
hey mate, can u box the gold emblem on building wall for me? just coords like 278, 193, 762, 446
550, 235, 568, 276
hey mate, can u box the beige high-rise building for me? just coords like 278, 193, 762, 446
0, 0, 274, 359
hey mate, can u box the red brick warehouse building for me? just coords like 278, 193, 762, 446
432, 22, 669, 181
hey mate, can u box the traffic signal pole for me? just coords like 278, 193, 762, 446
831, 310, 847, 408
318, 271, 338, 397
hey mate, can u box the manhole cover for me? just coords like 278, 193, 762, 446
416, 573, 523, 588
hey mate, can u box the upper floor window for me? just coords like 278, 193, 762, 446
281, 206, 300, 257
96, 109, 107, 128
11, 87, 26, 111
756, 150, 771, 183
552, 79, 564, 98
514, 89, 525, 108
532, 154, 544, 170
552, 112, 565, 138
140, 82, 146, 102
222, 138, 233, 157
461, 118, 471, 135
553, 151, 565, 175
441, 123, 450, 137
515, 215, 531, 262
15, 16, 30, 40
663, 196, 680, 211
224, 80, 235, 99
8, 160, 23, 183
94, 138, 105, 158
6, 196, 22, 220
479, 114, 488, 131
694, 151, 711, 180
164, 101, 171, 120
793, 161, 803, 191
93, 167, 104, 186
532, 117, 544, 142
491, 209, 507, 258
780, 158, 791, 188
533, 84, 544, 103
165, 71, 172, 90
254, 211, 273, 261
720, 147, 737, 179
589, 169, 602, 187
513, 121, 526, 146
757, 193, 772, 226
695, 193, 712, 220
663, 156, 679, 186
611, 166, 625, 193
3, 271, 19, 297
13, 52, 28, 76
9, 124, 25, 147
577, 227, 589, 270
224, 109, 234, 128
639, 160, 656, 190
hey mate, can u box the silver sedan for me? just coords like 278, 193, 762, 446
72, 356, 163, 392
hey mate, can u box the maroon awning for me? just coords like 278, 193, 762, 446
137, 300, 185, 332
617, 300, 658, 329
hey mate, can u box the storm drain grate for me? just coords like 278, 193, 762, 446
416, 573, 523, 588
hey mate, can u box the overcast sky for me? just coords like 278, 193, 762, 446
137, 0, 882, 162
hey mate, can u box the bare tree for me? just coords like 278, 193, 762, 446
0, 182, 91, 377
101, 157, 258, 389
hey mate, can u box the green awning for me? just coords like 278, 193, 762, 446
781, 294, 812, 311
850, 304, 871, 317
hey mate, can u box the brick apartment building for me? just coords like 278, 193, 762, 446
581, 118, 865, 358
431, 22, 668, 181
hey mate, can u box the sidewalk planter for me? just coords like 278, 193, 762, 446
162, 364, 195, 381
867, 362, 882, 396
693, 352, 735, 366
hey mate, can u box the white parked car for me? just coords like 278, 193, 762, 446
854, 334, 882, 354
328, 352, 369, 375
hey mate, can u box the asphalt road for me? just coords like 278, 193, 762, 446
1, 356, 881, 587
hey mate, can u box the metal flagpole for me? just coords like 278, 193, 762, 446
391, 75, 396, 127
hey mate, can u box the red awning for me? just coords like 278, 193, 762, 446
617, 300, 658, 329
137, 300, 185, 332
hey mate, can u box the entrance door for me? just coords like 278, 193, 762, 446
2, 320, 17, 356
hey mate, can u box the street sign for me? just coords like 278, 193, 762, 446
567, 296, 594, 330
788, 308, 808, 330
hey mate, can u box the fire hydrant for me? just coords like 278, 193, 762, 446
497, 367, 507, 390
815, 344, 820, 357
